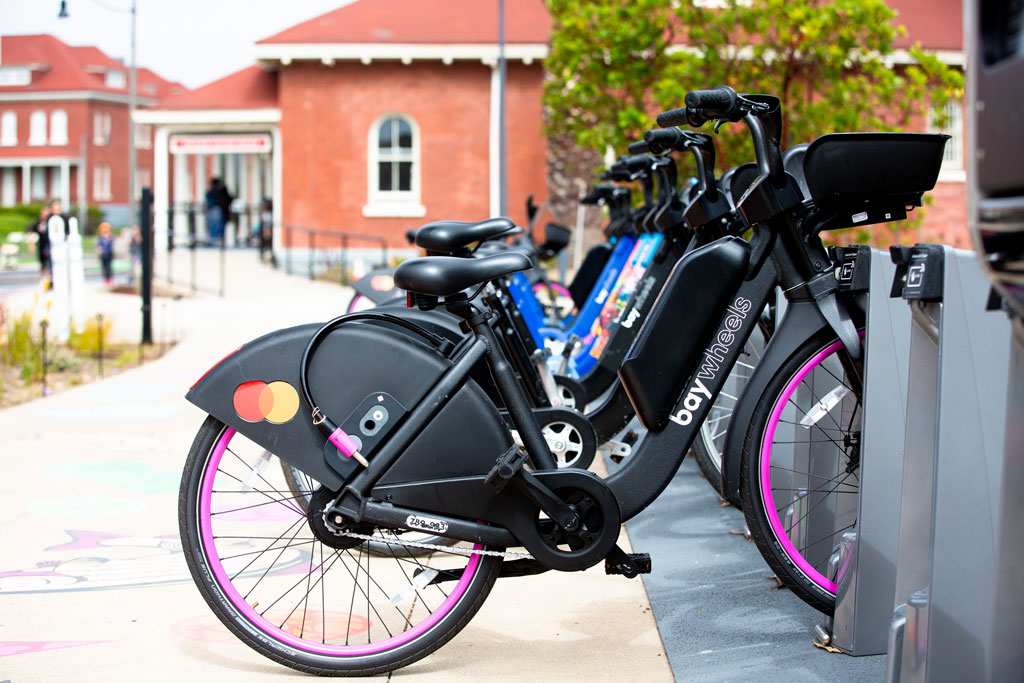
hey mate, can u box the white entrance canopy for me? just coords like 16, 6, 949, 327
132, 107, 282, 253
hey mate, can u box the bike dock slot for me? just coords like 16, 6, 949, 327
885, 244, 1013, 682
817, 246, 913, 656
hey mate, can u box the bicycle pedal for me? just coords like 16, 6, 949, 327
604, 552, 651, 578
485, 445, 529, 493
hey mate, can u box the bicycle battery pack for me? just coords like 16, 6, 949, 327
618, 236, 750, 431
569, 243, 613, 309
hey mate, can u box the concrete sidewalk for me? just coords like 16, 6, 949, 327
0, 249, 671, 682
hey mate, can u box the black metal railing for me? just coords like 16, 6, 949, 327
278, 224, 390, 285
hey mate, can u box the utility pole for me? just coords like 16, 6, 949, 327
128, 0, 137, 226
498, 0, 507, 218
59, 0, 138, 226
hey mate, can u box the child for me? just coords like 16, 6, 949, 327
96, 222, 115, 284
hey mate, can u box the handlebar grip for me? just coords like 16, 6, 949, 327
643, 127, 684, 153
627, 140, 649, 154
656, 107, 691, 128
684, 85, 737, 113
624, 154, 651, 172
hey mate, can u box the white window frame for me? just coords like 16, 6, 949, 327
363, 112, 425, 218
929, 98, 965, 183
29, 110, 47, 146
49, 109, 68, 146
93, 110, 111, 146
92, 164, 112, 201
105, 70, 126, 89
0, 111, 15, 146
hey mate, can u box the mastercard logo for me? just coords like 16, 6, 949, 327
233, 380, 300, 424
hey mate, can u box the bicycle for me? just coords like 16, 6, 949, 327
178, 85, 946, 674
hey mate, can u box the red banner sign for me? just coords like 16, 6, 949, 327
169, 134, 272, 155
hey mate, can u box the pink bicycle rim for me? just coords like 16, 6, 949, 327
759, 340, 845, 595
197, 426, 482, 656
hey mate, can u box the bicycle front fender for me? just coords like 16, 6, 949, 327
719, 300, 834, 506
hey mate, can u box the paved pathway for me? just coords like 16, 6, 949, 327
0, 249, 670, 682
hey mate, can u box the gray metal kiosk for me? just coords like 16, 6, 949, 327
813, 245, 913, 656
885, 244, 1012, 682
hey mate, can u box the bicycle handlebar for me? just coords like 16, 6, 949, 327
627, 140, 649, 154
656, 106, 705, 128
684, 86, 738, 114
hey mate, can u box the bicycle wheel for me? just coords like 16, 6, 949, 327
179, 416, 502, 675
532, 281, 575, 319
739, 331, 862, 615
281, 461, 459, 557
692, 325, 766, 493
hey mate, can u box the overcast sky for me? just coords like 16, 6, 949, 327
0, 0, 355, 89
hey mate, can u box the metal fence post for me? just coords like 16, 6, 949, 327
341, 234, 349, 285
286, 225, 292, 275
97, 313, 104, 378
39, 319, 48, 397
140, 187, 153, 345
309, 230, 315, 280
188, 203, 197, 293
220, 223, 226, 298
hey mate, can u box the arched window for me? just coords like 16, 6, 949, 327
49, 109, 68, 145
29, 110, 47, 146
0, 111, 15, 146
363, 113, 425, 218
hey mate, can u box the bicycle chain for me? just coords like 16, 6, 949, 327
338, 530, 534, 560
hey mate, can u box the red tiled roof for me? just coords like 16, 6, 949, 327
255, 0, 956, 51
0, 34, 185, 98
257, 0, 551, 45
152, 66, 277, 110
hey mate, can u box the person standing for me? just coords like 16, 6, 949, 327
258, 198, 273, 262
31, 204, 52, 283
205, 178, 224, 244
204, 178, 233, 245
95, 222, 115, 284
128, 225, 142, 284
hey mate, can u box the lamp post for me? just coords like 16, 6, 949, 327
58, 0, 137, 228
498, 0, 507, 218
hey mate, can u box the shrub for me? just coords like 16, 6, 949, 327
2, 312, 42, 381
69, 316, 113, 355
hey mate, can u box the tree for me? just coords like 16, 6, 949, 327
544, 0, 964, 206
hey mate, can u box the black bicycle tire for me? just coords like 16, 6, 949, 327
738, 330, 862, 616
179, 416, 503, 676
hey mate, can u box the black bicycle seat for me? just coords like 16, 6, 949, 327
415, 217, 521, 255
395, 252, 532, 297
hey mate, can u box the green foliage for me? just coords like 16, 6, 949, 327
2, 312, 42, 382
0, 203, 105, 239
0, 204, 45, 240
544, 0, 964, 171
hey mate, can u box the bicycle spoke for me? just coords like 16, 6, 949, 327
784, 471, 855, 535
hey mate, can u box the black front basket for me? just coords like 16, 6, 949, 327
804, 132, 949, 205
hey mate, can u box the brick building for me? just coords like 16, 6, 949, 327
137, 0, 968, 255
0, 34, 185, 222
